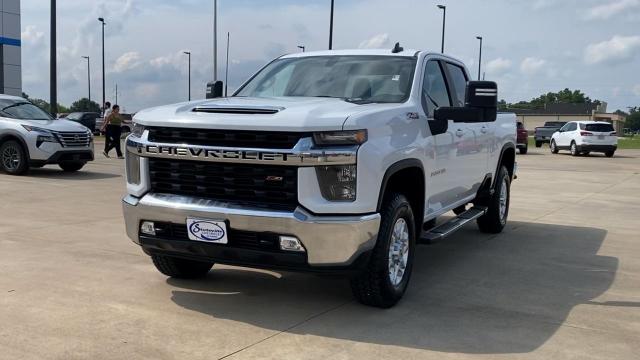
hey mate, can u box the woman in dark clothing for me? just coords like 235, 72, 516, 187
101, 105, 124, 159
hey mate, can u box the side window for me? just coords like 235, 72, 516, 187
568, 123, 577, 131
445, 63, 468, 107
560, 123, 571, 132
421, 61, 452, 117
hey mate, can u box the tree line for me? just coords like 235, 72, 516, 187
22, 93, 102, 114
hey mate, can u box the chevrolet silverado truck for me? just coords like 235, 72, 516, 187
122, 47, 517, 308
534, 121, 566, 147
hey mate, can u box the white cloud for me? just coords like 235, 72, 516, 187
485, 58, 513, 75
520, 57, 547, 75
358, 33, 390, 49
585, 0, 640, 20
585, 35, 640, 64
21, 25, 45, 45
113, 52, 142, 73
633, 84, 640, 96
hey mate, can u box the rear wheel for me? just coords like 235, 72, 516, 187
570, 141, 579, 156
535, 141, 542, 148
582, 151, 590, 156
59, 162, 86, 172
151, 254, 214, 279
605, 151, 615, 158
550, 140, 559, 154
477, 166, 510, 234
519, 145, 528, 154
1, 140, 29, 175
351, 192, 415, 308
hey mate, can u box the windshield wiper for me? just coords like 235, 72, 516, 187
344, 98, 382, 105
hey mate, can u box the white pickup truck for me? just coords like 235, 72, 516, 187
122, 47, 517, 308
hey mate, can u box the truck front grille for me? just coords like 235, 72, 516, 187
148, 158, 298, 211
147, 128, 309, 149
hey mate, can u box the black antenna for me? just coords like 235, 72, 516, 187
392, 42, 404, 53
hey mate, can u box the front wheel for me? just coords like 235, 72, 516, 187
151, 254, 214, 279
59, 162, 86, 172
477, 166, 510, 234
1, 140, 29, 175
550, 140, 559, 154
351, 193, 416, 308
605, 151, 615, 158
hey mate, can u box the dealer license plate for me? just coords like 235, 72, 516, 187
186, 218, 229, 244
598, 135, 605, 140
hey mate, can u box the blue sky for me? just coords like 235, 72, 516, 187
20, 0, 640, 112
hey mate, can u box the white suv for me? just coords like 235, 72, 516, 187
550, 121, 617, 157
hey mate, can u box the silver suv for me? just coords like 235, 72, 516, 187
0, 95, 94, 175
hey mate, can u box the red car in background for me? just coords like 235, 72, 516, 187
517, 122, 528, 154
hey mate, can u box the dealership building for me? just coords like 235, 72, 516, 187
1, 0, 21, 96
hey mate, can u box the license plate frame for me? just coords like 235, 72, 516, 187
186, 218, 229, 244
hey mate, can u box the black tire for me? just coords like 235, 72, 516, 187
570, 141, 579, 156
582, 152, 590, 156
535, 141, 542, 148
151, 254, 214, 279
519, 145, 528, 155
605, 151, 615, 158
0, 140, 29, 175
453, 205, 467, 215
477, 166, 510, 234
351, 193, 416, 308
550, 140, 559, 154
59, 162, 86, 172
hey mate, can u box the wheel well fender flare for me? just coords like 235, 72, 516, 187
0, 133, 31, 159
376, 159, 425, 212
492, 142, 516, 188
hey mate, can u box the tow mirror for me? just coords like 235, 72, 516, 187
466, 81, 497, 109
206, 80, 224, 99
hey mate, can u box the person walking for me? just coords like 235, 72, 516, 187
101, 104, 124, 159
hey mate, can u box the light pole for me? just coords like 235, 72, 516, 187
82, 56, 91, 102
329, 0, 334, 50
98, 17, 106, 113
213, 0, 218, 81
476, 36, 483, 81
183, 51, 191, 101
225, 32, 230, 97
50, 0, 57, 116
297, 45, 306, 52
437, 5, 446, 53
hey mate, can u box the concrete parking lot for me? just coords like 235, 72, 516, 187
1, 145, 639, 360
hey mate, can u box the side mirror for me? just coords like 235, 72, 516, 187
206, 80, 224, 99
466, 81, 498, 109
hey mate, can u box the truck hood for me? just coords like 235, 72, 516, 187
134, 97, 395, 131
14, 119, 89, 132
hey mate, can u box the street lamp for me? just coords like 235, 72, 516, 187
297, 45, 306, 52
213, 0, 218, 81
50, 0, 57, 116
81, 56, 91, 102
98, 17, 106, 112
437, 5, 446, 53
183, 51, 191, 101
476, 36, 483, 81
329, 0, 334, 50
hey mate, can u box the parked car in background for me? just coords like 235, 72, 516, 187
550, 121, 617, 157
96, 113, 133, 135
517, 121, 528, 154
0, 95, 94, 175
66, 112, 101, 134
534, 121, 566, 147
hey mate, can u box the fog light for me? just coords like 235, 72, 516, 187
279, 236, 305, 252
141, 221, 156, 236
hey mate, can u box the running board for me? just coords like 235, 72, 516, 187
420, 206, 488, 243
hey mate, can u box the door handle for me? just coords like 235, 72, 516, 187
455, 129, 464, 137
481, 126, 488, 134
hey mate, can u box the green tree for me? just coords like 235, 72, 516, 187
69, 98, 101, 113
21, 95, 69, 115
625, 107, 640, 131
502, 89, 600, 110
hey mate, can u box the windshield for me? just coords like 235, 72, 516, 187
0, 99, 53, 120
236, 55, 417, 103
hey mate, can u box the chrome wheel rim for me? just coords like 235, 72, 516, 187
388, 218, 410, 287
499, 178, 508, 223
551, 141, 556, 152
1, 145, 20, 171
571, 143, 576, 155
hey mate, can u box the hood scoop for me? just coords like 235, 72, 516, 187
192, 104, 284, 115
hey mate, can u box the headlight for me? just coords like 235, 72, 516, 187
316, 165, 357, 201
313, 130, 367, 146
131, 123, 145, 137
22, 125, 59, 146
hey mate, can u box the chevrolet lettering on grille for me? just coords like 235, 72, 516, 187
141, 145, 291, 162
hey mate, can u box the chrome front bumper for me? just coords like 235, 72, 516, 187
123, 193, 381, 266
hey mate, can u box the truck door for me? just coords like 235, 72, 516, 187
421, 59, 466, 213
442, 62, 490, 194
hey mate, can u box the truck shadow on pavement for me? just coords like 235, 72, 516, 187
25, 168, 121, 180
168, 221, 617, 354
